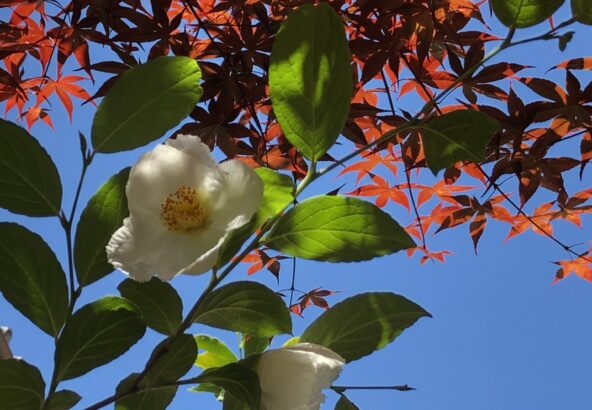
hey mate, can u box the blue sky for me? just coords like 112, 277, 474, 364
1, 3, 591, 409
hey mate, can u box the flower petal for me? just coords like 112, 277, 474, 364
255, 343, 345, 410
126, 143, 219, 219
212, 160, 264, 229
182, 235, 226, 275
107, 217, 225, 281
166, 134, 217, 167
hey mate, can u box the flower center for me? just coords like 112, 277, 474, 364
160, 186, 206, 231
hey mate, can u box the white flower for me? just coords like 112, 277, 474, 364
255, 343, 345, 410
106, 134, 263, 282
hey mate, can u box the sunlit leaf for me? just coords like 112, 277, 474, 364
264, 195, 415, 262
194, 281, 292, 337
421, 110, 500, 174
54, 296, 146, 381
0, 359, 45, 410
0, 223, 68, 337
242, 335, 270, 357
269, 3, 353, 160
300, 293, 431, 362
0, 119, 62, 216
217, 168, 295, 267
195, 334, 238, 369
92, 56, 202, 153
491, 0, 564, 28
118, 277, 183, 336
75, 168, 129, 286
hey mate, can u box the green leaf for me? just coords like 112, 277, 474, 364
115, 373, 177, 410
241, 334, 270, 357
188, 382, 223, 397
335, 395, 360, 410
196, 363, 261, 410
75, 168, 130, 286
118, 277, 183, 336
491, 0, 564, 28
223, 393, 248, 410
269, 3, 352, 160
572, 0, 592, 24
45, 390, 81, 410
92, 56, 202, 153
141, 335, 197, 387
282, 336, 300, 347
253, 168, 295, 223
421, 110, 500, 174
217, 168, 295, 267
300, 292, 431, 362
0, 119, 61, 216
194, 281, 292, 337
54, 296, 146, 381
195, 334, 238, 369
264, 195, 415, 262
0, 359, 45, 410
0, 223, 68, 337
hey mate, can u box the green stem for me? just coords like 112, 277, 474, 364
48, 146, 94, 402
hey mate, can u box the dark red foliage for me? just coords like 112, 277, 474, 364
1, 0, 590, 282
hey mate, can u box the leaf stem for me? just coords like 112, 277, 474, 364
48, 141, 94, 401
331, 384, 415, 392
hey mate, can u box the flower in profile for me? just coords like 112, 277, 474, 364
254, 343, 345, 410
106, 134, 263, 281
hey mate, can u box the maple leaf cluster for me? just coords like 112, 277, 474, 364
1, 0, 591, 292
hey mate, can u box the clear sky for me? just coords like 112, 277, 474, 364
1, 3, 591, 410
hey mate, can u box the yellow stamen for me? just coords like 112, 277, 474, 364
160, 186, 206, 231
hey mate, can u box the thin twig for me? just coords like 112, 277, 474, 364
381, 68, 428, 250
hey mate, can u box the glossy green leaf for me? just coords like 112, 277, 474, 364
242, 335, 270, 357
335, 395, 360, 410
75, 168, 130, 286
0, 119, 61, 216
54, 296, 146, 381
45, 390, 81, 410
217, 168, 295, 267
115, 373, 177, 410
491, 0, 564, 28
0, 223, 68, 337
223, 393, 249, 410
253, 168, 295, 223
118, 277, 183, 336
269, 3, 353, 160
196, 363, 261, 410
92, 56, 202, 153
188, 382, 223, 397
282, 336, 300, 347
421, 110, 500, 174
572, 0, 592, 24
300, 293, 431, 362
194, 281, 292, 337
264, 195, 415, 262
0, 359, 45, 410
195, 334, 238, 370
140, 335, 197, 388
